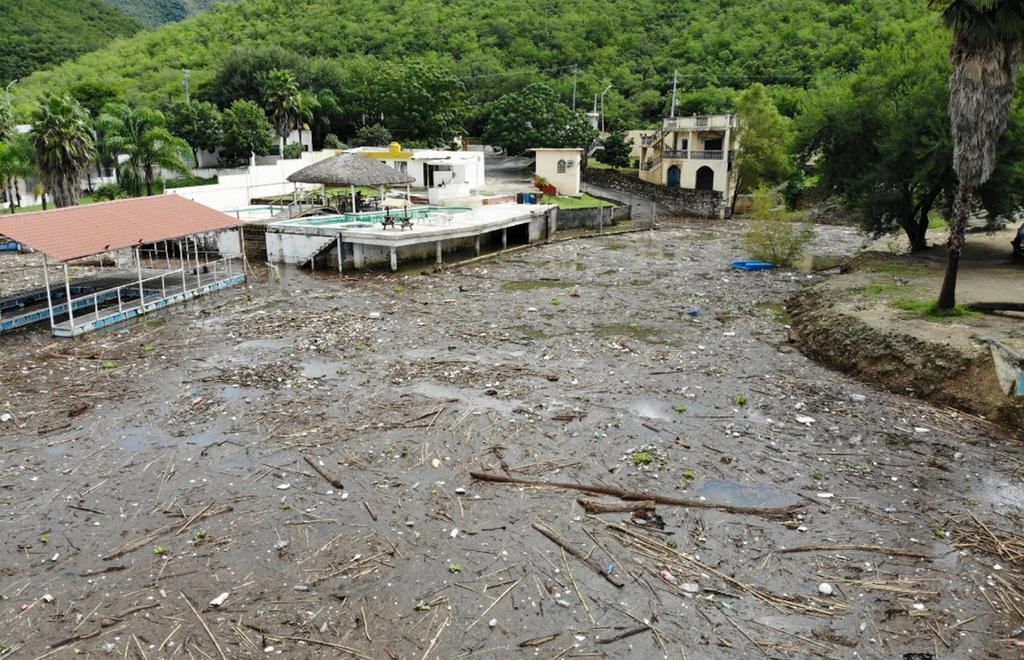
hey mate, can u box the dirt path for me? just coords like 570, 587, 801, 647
1, 219, 1022, 658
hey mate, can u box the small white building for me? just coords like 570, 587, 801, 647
348, 143, 485, 204
532, 148, 582, 197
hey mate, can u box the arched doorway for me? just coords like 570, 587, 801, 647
695, 166, 715, 191
667, 165, 681, 188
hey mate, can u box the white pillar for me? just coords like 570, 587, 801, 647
63, 263, 74, 334
135, 248, 145, 309
337, 236, 343, 273
389, 247, 397, 271
43, 255, 55, 330
435, 240, 442, 264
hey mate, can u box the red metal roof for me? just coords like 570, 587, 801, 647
0, 195, 242, 262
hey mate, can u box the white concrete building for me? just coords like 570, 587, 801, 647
532, 148, 582, 197
347, 143, 485, 204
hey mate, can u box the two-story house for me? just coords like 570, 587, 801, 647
638, 113, 737, 202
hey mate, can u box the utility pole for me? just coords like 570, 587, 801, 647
601, 89, 606, 134
182, 69, 191, 104
5, 79, 17, 111
670, 69, 678, 118
571, 64, 578, 110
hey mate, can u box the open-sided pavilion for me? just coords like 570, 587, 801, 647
0, 196, 245, 337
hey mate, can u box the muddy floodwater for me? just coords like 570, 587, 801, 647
1, 218, 1022, 659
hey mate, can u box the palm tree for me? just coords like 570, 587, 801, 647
261, 69, 300, 157
0, 134, 36, 212
97, 103, 191, 197
30, 94, 95, 207
932, 0, 1024, 310
294, 91, 318, 152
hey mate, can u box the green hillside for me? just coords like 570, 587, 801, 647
9, 0, 938, 131
100, 0, 244, 28
0, 0, 142, 83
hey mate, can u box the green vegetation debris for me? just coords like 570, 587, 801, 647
154, 546, 168, 556
448, 563, 462, 573
633, 452, 653, 466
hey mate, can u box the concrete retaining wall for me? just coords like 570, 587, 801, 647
555, 205, 630, 230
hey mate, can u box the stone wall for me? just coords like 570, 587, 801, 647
582, 168, 724, 218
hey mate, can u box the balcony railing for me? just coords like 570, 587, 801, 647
689, 150, 724, 160
662, 114, 736, 131
661, 150, 724, 161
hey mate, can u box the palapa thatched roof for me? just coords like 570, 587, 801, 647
286, 153, 414, 186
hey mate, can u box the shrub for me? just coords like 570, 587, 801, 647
282, 142, 304, 159
323, 133, 346, 149
92, 183, 129, 200
740, 185, 815, 267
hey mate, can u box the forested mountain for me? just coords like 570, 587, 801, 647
99, 0, 243, 28
10, 0, 938, 131
0, 0, 142, 83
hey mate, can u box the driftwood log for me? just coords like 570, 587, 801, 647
470, 471, 801, 518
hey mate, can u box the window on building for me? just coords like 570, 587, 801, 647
557, 159, 567, 173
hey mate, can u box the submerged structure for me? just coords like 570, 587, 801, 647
0, 196, 245, 337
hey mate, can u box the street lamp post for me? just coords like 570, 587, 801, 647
5, 79, 17, 110
600, 84, 612, 134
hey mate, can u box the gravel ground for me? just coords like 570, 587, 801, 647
1, 217, 1022, 659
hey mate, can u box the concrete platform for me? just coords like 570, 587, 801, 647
265, 203, 557, 271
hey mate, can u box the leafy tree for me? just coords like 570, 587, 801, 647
351, 124, 392, 147
202, 45, 308, 110
67, 81, 121, 120
741, 185, 815, 267
219, 99, 272, 166
261, 68, 300, 156
483, 83, 597, 155
595, 131, 633, 168
797, 41, 955, 251
97, 103, 192, 196
166, 101, 222, 164
376, 60, 467, 146
732, 83, 792, 211
30, 94, 95, 207
931, 0, 1024, 310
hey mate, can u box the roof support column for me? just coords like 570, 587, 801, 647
135, 247, 144, 311
179, 239, 186, 295
42, 255, 54, 331
62, 262, 74, 335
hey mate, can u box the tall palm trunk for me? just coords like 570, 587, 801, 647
937, 12, 1024, 309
